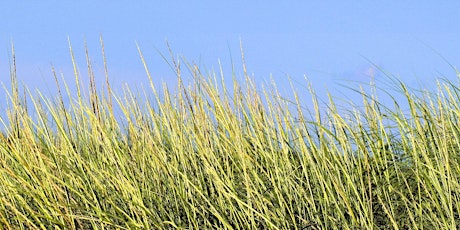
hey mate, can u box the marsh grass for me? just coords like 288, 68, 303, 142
0, 40, 459, 229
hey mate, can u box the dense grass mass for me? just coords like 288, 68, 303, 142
1, 42, 460, 229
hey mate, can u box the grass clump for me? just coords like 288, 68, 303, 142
0, 41, 459, 229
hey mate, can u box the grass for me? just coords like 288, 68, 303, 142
0, 40, 459, 229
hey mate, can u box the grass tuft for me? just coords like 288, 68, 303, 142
0, 42, 459, 229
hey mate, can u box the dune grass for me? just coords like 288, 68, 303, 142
0, 41, 459, 229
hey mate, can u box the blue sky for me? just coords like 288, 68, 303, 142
1, 1, 460, 108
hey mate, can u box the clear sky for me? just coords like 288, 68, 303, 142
1, 1, 460, 108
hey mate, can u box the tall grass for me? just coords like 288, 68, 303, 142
0, 41, 459, 229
